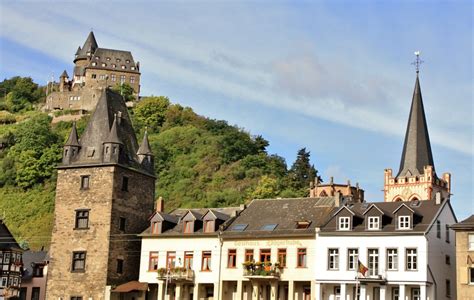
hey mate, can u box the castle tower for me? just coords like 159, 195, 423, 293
59, 70, 69, 92
46, 89, 155, 299
384, 69, 451, 202
137, 130, 154, 174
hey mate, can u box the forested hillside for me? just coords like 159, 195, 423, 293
0, 77, 321, 250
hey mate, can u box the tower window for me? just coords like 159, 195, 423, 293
130, 76, 135, 84
120, 75, 126, 83
117, 259, 124, 274
436, 220, 441, 238
111, 74, 116, 82
119, 217, 126, 231
71, 251, 86, 272
80, 175, 90, 190
91, 74, 97, 79
121, 65, 126, 69
70, 297, 83, 300
75, 210, 89, 229
121, 176, 129, 191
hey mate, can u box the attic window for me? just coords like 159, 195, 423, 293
126, 59, 130, 63
338, 217, 350, 231
112, 64, 116, 68
151, 221, 161, 234
296, 221, 311, 229
91, 62, 97, 66
106, 57, 111, 61
204, 220, 215, 233
131, 66, 136, 70
121, 65, 126, 69
261, 224, 277, 231
184, 221, 193, 233
367, 216, 380, 230
102, 63, 107, 67
230, 224, 247, 232
398, 216, 411, 230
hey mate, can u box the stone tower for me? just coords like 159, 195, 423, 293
384, 73, 451, 202
46, 89, 155, 299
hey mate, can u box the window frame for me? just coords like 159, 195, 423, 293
446, 279, 451, 297
260, 249, 271, 263
151, 221, 161, 234
148, 251, 159, 271
184, 251, 193, 270
80, 175, 90, 190
204, 220, 215, 233
119, 217, 126, 231
398, 215, 411, 230
201, 251, 212, 271
367, 216, 380, 230
116, 258, 124, 274
71, 251, 86, 272
184, 221, 193, 234
469, 234, 474, 251
469, 267, 474, 284
386, 248, 398, 271
227, 249, 237, 268
338, 217, 350, 231
368, 248, 379, 276
328, 248, 339, 270
244, 249, 254, 262
74, 209, 90, 229
436, 220, 441, 238
297, 248, 307, 268
406, 248, 417, 271
347, 248, 358, 271
277, 248, 287, 268
445, 224, 450, 243
121, 176, 129, 192
166, 251, 176, 270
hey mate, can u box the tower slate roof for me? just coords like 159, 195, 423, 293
397, 75, 435, 178
0, 219, 22, 251
64, 122, 80, 147
137, 131, 153, 155
104, 114, 123, 145
60, 70, 69, 78
79, 31, 98, 57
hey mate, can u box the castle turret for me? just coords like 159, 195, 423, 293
103, 114, 123, 163
137, 130, 154, 173
59, 70, 69, 92
62, 122, 80, 165
73, 31, 98, 63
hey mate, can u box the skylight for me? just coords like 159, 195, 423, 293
260, 224, 278, 231
230, 224, 248, 232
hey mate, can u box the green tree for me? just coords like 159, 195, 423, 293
133, 96, 170, 132
288, 148, 320, 193
112, 83, 135, 102
251, 175, 280, 199
2, 77, 43, 112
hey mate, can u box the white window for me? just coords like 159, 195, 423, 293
411, 288, 420, 300
387, 248, 398, 270
91, 62, 97, 66
468, 234, 474, 250
102, 63, 107, 67
120, 75, 126, 83
328, 249, 339, 270
347, 248, 358, 270
130, 76, 135, 84
121, 65, 126, 69
398, 216, 410, 229
368, 216, 380, 230
131, 66, 136, 70
368, 249, 379, 276
111, 74, 116, 82
338, 217, 350, 230
406, 248, 417, 270
99, 74, 106, 80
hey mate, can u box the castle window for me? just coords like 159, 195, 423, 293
99, 74, 106, 80
445, 254, 450, 265
120, 75, 126, 83
75, 209, 89, 229
80, 175, 90, 190
119, 217, 126, 231
112, 64, 116, 68
111, 74, 116, 82
116, 58, 121, 62
71, 251, 86, 272
31, 287, 40, 300
102, 63, 106, 67
131, 66, 136, 70
106, 57, 111, 61
121, 65, 126, 69
130, 76, 135, 84
121, 176, 129, 191
126, 59, 130, 63
91, 62, 97, 66
116, 259, 124, 274
70, 297, 83, 300
445, 224, 450, 243
91, 74, 97, 79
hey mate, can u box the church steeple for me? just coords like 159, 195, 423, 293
397, 74, 435, 178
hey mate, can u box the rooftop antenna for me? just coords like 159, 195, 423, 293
412, 51, 424, 74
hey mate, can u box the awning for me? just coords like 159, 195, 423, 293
112, 281, 148, 293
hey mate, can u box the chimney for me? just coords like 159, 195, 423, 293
156, 196, 164, 212
334, 191, 341, 207
435, 192, 442, 205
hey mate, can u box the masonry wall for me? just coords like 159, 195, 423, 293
455, 230, 474, 299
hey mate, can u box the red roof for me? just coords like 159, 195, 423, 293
112, 281, 148, 292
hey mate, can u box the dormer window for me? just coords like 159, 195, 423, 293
112, 64, 116, 68
204, 220, 214, 233
106, 57, 111, 61
126, 59, 130, 63
151, 221, 161, 234
101, 63, 107, 67
398, 216, 411, 230
121, 65, 126, 69
338, 217, 350, 230
131, 66, 136, 70
296, 221, 311, 229
368, 216, 380, 230
184, 221, 193, 233
91, 62, 97, 66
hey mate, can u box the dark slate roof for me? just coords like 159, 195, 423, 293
76, 31, 98, 59
60, 70, 69, 78
222, 197, 337, 239
104, 115, 123, 144
87, 48, 139, 73
451, 215, 474, 230
61, 89, 149, 172
20, 251, 47, 281
137, 131, 153, 155
64, 122, 80, 146
0, 220, 22, 251
397, 75, 435, 178
320, 199, 448, 234
141, 207, 241, 236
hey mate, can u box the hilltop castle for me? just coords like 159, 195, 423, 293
45, 32, 141, 112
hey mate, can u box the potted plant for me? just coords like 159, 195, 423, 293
264, 261, 272, 271
157, 268, 167, 278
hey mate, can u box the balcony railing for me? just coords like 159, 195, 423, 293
157, 268, 194, 281
242, 262, 282, 279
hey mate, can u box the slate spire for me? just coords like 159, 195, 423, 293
137, 130, 153, 155
65, 122, 80, 146
397, 74, 435, 178
104, 114, 123, 145
82, 31, 98, 54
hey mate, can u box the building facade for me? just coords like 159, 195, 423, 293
19, 250, 48, 300
0, 219, 23, 300
45, 32, 141, 111
45, 89, 155, 300
451, 215, 474, 299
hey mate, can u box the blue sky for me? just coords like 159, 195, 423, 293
0, 0, 472, 219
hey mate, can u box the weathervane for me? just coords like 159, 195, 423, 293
412, 51, 424, 74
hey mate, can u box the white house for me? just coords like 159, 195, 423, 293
315, 198, 457, 300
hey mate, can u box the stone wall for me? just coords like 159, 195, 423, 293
455, 230, 474, 299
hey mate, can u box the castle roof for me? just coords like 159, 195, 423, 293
60, 70, 69, 78
104, 114, 123, 145
76, 31, 98, 60
397, 74, 435, 178
0, 219, 22, 251
137, 131, 153, 155
64, 122, 80, 147
87, 48, 139, 74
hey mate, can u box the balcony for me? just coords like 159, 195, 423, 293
157, 268, 194, 282
242, 262, 281, 280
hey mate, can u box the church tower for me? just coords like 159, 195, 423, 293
46, 89, 155, 299
384, 59, 451, 202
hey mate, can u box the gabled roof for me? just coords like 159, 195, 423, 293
64, 122, 80, 147
76, 31, 98, 59
397, 75, 435, 178
451, 215, 474, 230
20, 250, 48, 281
392, 202, 415, 214
0, 220, 22, 251
333, 205, 356, 216
222, 197, 337, 238
149, 211, 179, 224
362, 204, 385, 215
60, 70, 69, 78
203, 209, 230, 221
183, 210, 203, 221
137, 131, 153, 155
